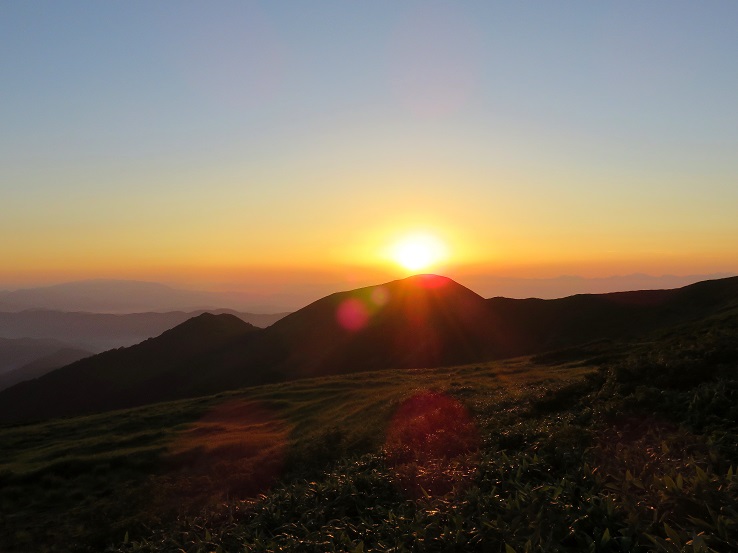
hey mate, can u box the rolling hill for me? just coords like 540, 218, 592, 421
221, 274, 500, 381
169, 273, 738, 391
0, 347, 92, 391
1, 274, 737, 423
0, 336, 91, 375
482, 273, 738, 354
0, 313, 259, 421
0, 308, 287, 352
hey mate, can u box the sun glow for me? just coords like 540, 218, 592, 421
391, 233, 447, 271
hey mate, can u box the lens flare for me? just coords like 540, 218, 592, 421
336, 298, 370, 331
335, 286, 391, 332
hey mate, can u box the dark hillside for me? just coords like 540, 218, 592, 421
149, 275, 738, 399
0, 347, 91, 391
0, 336, 85, 374
263, 274, 497, 377
2, 303, 737, 553
159, 274, 496, 395
0, 314, 258, 422
485, 276, 738, 355
0, 309, 286, 351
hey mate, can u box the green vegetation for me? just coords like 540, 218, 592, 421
2, 310, 737, 552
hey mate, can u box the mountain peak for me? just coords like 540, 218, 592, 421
346, 274, 483, 302
378, 274, 485, 304
399, 273, 452, 285
156, 313, 257, 344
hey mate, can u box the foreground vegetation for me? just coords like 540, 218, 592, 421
2, 309, 737, 552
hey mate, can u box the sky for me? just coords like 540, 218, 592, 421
2, 1, 737, 302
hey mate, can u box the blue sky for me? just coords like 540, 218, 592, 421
2, 1, 737, 294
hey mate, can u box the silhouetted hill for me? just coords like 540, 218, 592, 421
0, 309, 287, 351
0, 337, 88, 375
463, 272, 736, 300
0, 348, 91, 391
225, 274, 499, 383
0, 314, 259, 421
483, 275, 738, 355
1, 275, 737, 423
204, 275, 738, 391
136, 275, 500, 398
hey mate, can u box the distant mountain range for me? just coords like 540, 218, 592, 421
0, 307, 287, 390
464, 272, 737, 300
2, 274, 733, 314
0, 345, 91, 392
0, 337, 91, 376
0, 309, 288, 352
1, 274, 737, 423
0, 279, 301, 314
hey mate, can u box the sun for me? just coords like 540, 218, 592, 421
391, 233, 447, 272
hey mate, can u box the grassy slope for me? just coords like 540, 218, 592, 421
0, 358, 589, 552
2, 305, 737, 552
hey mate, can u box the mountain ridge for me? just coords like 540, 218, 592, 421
1, 274, 736, 423
0, 314, 259, 421
0, 348, 92, 392
0, 308, 287, 352
0, 336, 91, 375
0, 279, 289, 314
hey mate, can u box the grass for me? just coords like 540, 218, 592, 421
1, 312, 737, 552
0, 359, 587, 552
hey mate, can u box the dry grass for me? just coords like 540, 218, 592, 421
0, 357, 594, 552
159, 400, 293, 504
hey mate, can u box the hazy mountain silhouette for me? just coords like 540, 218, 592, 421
1, 274, 737, 423
0, 337, 90, 375
464, 272, 736, 300
0, 347, 91, 391
0, 309, 287, 352
0, 279, 289, 314
0, 314, 258, 421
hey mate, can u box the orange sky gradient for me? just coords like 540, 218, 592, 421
2, 3, 737, 302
